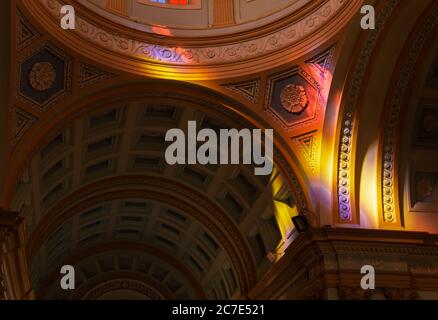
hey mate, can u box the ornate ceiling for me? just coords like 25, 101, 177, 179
1, 4, 362, 300
19, 0, 362, 79
11, 85, 303, 298
2, 0, 438, 301
81, 0, 308, 35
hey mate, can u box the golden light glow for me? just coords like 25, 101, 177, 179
151, 25, 172, 36
270, 167, 298, 261
359, 141, 379, 228
318, 88, 341, 226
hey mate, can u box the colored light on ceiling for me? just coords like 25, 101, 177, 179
150, 0, 189, 4
359, 141, 379, 228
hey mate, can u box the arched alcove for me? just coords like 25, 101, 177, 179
10, 82, 311, 299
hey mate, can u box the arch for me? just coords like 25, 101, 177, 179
38, 241, 208, 299
377, 2, 438, 229
7, 79, 317, 300
329, 0, 404, 226
19, 0, 362, 79
5, 81, 311, 216
327, 0, 437, 228
26, 175, 257, 293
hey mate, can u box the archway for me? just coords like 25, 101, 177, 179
9, 81, 311, 299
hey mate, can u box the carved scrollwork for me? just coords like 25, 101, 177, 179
38, 0, 353, 66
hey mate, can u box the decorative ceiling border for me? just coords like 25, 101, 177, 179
20, 0, 362, 79
38, 0, 348, 65
336, 0, 400, 223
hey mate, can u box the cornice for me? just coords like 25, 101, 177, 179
308, 227, 438, 245
74, 0, 322, 42
248, 227, 438, 299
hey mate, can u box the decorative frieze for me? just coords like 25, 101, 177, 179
248, 228, 438, 300
38, 0, 353, 65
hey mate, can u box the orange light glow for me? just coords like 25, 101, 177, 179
359, 141, 379, 228
151, 25, 172, 36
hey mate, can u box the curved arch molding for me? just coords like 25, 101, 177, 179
5, 84, 311, 219
20, 0, 361, 80
335, 0, 400, 224
26, 175, 258, 294
379, 3, 438, 226
38, 242, 208, 300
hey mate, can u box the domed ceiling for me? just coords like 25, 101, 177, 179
80, 0, 310, 36
22, 0, 362, 79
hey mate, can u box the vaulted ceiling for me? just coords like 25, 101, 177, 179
13, 96, 298, 298
2, 0, 438, 300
